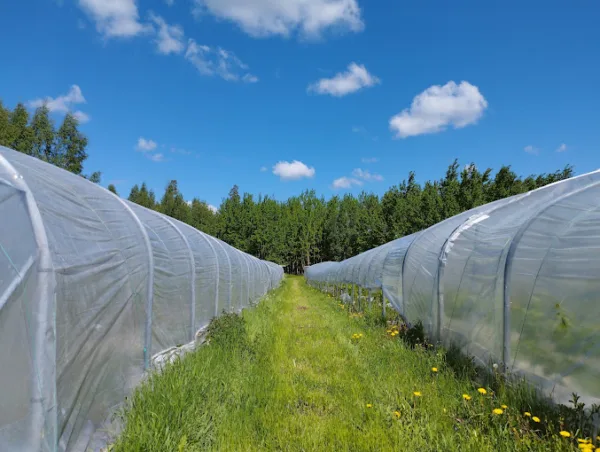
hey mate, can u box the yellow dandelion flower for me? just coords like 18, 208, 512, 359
578, 445, 593, 450
493, 408, 504, 415
432, 367, 438, 372
532, 416, 540, 423
413, 391, 422, 397
477, 388, 487, 395
386, 330, 391, 333
366, 404, 373, 408
559, 431, 571, 438
501, 404, 508, 409
393, 411, 401, 418
462, 394, 472, 401
524, 412, 531, 417
577, 439, 590, 444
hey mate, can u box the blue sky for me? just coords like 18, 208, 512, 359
1, 0, 599, 209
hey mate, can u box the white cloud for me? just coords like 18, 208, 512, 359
308, 63, 379, 97
185, 39, 258, 82
389, 81, 488, 138
352, 168, 383, 182
524, 145, 540, 155
150, 14, 184, 55
332, 176, 362, 189
260, 166, 268, 172
77, 0, 149, 38
361, 157, 378, 163
73, 111, 91, 124
352, 126, 365, 133
272, 160, 315, 180
208, 204, 218, 213
165, 0, 175, 5
28, 85, 91, 123
148, 152, 165, 162
193, 0, 363, 39
556, 143, 568, 153
136, 137, 158, 151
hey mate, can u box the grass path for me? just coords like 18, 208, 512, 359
114, 277, 579, 451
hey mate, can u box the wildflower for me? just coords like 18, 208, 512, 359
413, 391, 422, 397
462, 394, 472, 401
393, 411, 401, 418
431, 367, 438, 373
493, 408, 504, 415
366, 404, 373, 408
477, 388, 487, 395
532, 416, 540, 423
524, 412, 531, 417
577, 439, 589, 444
501, 404, 508, 409
559, 431, 571, 438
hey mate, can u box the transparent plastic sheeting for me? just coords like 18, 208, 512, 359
306, 169, 600, 409
0, 146, 284, 452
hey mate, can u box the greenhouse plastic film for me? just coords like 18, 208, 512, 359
305, 168, 600, 407
0, 145, 283, 452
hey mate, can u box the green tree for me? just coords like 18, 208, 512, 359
55, 113, 88, 174
108, 184, 118, 195
159, 180, 190, 223
9, 103, 34, 154
0, 101, 14, 147
190, 199, 218, 235
30, 105, 56, 161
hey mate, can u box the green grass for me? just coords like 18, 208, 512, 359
113, 276, 595, 451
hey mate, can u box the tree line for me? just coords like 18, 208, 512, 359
127, 161, 573, 274
0, 99, 574, 274
0, 101, 100, 181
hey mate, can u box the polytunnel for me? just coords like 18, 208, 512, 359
306, 168, 600, 409
0, 146, 284, 452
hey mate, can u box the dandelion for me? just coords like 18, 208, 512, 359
413, 391, 422, 397
431, 367, 438, 373
366, 404, 373, 408
462, 394, 472, 401
532, 416, 540, 423
393, 411, 401, 418
493, 408, 504, 415
524, 412, 531, 417
477, 388, 487, 395
559, 431, 571, 438
501, 404, 508, 409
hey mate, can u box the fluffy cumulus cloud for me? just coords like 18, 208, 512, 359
193, 0, 363, 38
185, 39, 258, 82
556, 143, 568, 153
332, 176, 362, 189
272, 160, 316, 180
28, 85, 90, 123
78, 0, 149, 38
389, 81, 488, 138
308, 63, 379, 96
352, 168, 383, 182
136, 137, 158, 151
150, 14, 184, 54
524, 145, 540, 155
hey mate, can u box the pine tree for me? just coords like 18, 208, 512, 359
108, 184, 118, 195
0, 101, 14, 148
30, 105, 56, 161
55, 113, 88, 174
9, 103, 34, 154
159, 180, 190, 223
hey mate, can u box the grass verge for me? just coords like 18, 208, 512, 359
113, 276, 597, 451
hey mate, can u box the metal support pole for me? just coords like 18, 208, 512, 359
368, 289, 373, 309
382, 294, 386, 318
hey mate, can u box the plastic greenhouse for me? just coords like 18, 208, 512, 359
306, 169, 600, 409
0, 146, 283, 451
